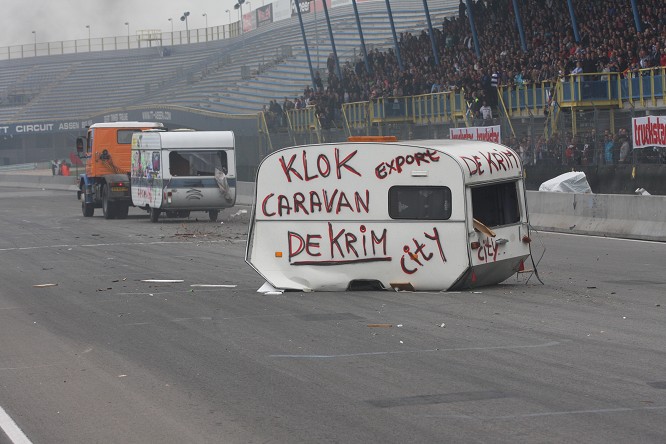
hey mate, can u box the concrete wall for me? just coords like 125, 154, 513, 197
2, 173, 664, 242
527, 191, 666, 242
0, 173, 79, 191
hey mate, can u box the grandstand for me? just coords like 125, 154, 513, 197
1, 0, 665, 194
0, 0, 457, 120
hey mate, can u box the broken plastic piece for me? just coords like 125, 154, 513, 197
215, 168, 233, 202
473, 219, 496, 237
257, 281, 284, 294
33, 283, 58, 288
141, 279, 184, 283
390, 282, 415, 292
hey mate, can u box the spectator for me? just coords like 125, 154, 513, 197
479, 100, 492, 124
618, 130, 632, 163
604, 130, 614, 164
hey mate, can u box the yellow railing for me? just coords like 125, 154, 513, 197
342, 101, 370, 132
287, 106, 318, 133
501, 67, 666, 115
284, 68, 666, 136
411, 90, 467, 125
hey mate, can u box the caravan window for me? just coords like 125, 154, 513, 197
389, 186, 452, 220
471, 181, 520, 227
169, 150, 228, 176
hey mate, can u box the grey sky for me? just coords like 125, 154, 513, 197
1, 0, 253, 48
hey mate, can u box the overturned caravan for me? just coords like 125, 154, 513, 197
245, 138, 533, 292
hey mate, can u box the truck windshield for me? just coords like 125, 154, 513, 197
169, 150, 228, 176
117, 130, 139, 144
471, 181, 520, 227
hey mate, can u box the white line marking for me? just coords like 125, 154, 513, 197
538, 231, 666, 245
423, 405, 666, 420
0, 404, 32, 444
0, 239, 223, 252
270, 340, 562, 359
0, 364, 57, 372
123, 313, 294, 326
190, 284, 237, 288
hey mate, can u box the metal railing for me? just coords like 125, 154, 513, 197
0, 23, 242, 61
501, 67, 666, 116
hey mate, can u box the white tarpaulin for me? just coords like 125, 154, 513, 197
539, 171, 592, 193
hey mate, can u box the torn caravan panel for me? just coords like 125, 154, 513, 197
245, 139, 532, 292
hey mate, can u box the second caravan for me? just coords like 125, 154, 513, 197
131, 130, 236, 222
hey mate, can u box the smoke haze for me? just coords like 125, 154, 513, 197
1, 0, 243, 47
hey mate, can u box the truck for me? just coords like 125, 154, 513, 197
76, 121, 165, 219
246, 136, 533, 292
130, 130, 236, 222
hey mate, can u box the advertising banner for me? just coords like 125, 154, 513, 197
243, 10, 257, 33
310, 0, 333, 12
449, 125, 501, 144
632, 116, 666, 149
291, 0, 312, 17
256, 4, 274, 27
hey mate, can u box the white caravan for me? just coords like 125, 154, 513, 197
131, 130, 236, 222
246, 137, 533, 291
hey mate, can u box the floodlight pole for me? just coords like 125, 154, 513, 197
294, 0, 317, 90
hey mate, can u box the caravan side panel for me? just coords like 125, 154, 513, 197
246, 142, 471, 291
131, 132, 164, 209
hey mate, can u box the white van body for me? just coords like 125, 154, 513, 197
131, 130, 236, 221
246, 139, 532, 291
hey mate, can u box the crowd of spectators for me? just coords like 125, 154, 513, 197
265, 0, 666, 162
500, 126, 665, 167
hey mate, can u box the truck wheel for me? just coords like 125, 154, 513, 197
81, 199, 94, 217
149, 207, 160, 223
102, 185, 115, 219
116, 203, 129, 219
208, 210, 219, 222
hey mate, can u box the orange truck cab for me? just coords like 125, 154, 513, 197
76, 122, 164, 219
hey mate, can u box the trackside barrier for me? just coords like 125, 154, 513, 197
3, 173, 664, 242
527, 191, 666, 242
0, 173, 78, 191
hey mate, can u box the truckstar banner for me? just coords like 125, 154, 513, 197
449, 125, 501, 144
632, 116, 666, 148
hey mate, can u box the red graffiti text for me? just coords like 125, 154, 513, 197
288, 223, 389, 265
279, 148, 361, 182
400, 227, 447, 274
375, 149, 440, 179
